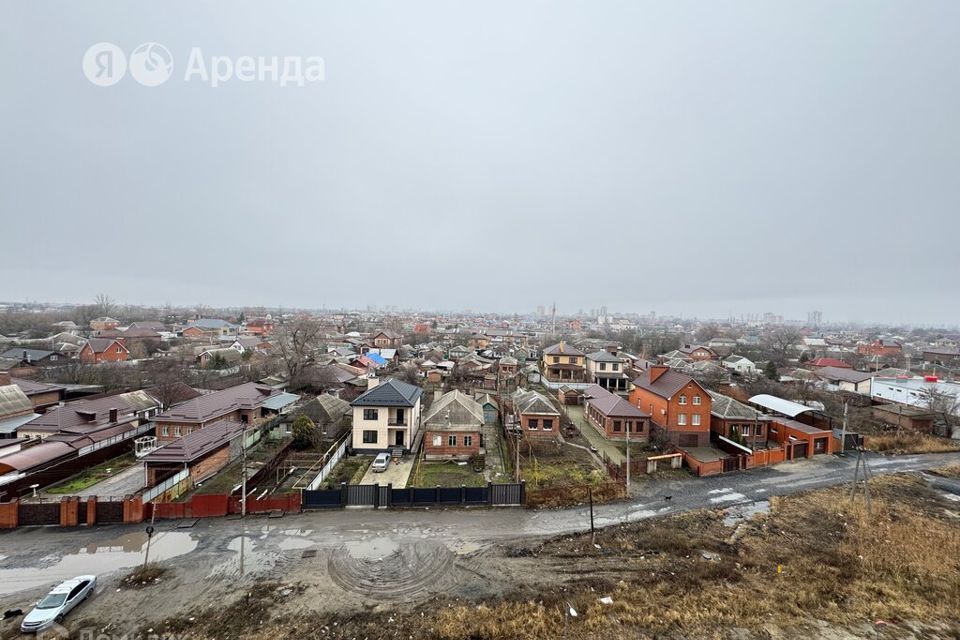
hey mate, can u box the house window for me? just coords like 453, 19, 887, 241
174, 426, 181, 437
528, 419, 538, 430
678, 414, 687, 426
742, 425, 751, 436
613, 420, 621, 432
448, 434, 457, 447
159, 425, 168, 437
693, 395, 702, 406
463, 435, 473, 447
543, 419, 553, 431
116, 346, 123, 353
569, 357, 578, 365
552, 357, 560, 364
612, 363, 619, 371
362, 430, 378, 444
678, 395, 687, 405
692, 414, 701, 426
432, 435, 442, 446
363, 409, 379, 421
599, 363, 606, 371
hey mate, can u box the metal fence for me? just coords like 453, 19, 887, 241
302, 481, 525, 509
142, 469, 190, 502
304, 436, 349, 490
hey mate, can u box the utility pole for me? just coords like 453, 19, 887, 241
625, 419, 631, 492
241, 423, 249, 517
588, 486, 595, 541
840, 401, 848, 456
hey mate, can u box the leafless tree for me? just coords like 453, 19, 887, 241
764, 327, 802, 364
273, 315, 324, 389
921, 386, 960, 435
94, 293, 115, 318
397, 363, 420, 385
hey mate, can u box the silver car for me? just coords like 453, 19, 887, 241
20, 575, 97, 633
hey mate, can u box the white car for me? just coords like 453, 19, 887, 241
20, 575, 97, 633
371, 452, 391, 472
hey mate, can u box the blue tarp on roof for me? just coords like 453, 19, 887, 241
366, 352, 388, 366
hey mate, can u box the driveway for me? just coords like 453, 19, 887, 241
37, 464, 145, 501
564, 405, 626, 464
357, 454, 414, 488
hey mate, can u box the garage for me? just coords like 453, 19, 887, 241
792, 441, 809, 459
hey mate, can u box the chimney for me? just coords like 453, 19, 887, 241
605, 344, 618, 355
109, 408, 118, 422
367, 376, 380, 390
559, 339, 565, 353
23, 350, 30, 363
434, 389, 443, 403
649, 365, 669, 384
0, 372, 10, 386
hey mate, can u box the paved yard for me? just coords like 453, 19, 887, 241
40, 464, 145, 500
357, 454, 415, 488
564, 405, 626, 464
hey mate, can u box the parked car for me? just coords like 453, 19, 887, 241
371, 452, 391, 472
20, 575, 96, 633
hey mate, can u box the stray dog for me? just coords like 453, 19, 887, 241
3, 609, 23, 620
664, 495, 672, 501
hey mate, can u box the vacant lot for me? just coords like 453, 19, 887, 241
865, 431, 960, 455
412, 461, 487, 487
123, 470, 959, 640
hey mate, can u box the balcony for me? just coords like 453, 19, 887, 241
387, 420, 408, 427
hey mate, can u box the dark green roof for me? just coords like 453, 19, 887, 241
350, 379, 423, 408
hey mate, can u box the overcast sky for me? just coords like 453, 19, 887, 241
1, 1, 958, 325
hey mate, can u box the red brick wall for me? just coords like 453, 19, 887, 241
630, 381, 711, 446
0, 500, 18, 528
423, 430, 481, 459
520, 413, 561, 439
189, 447, 231, 483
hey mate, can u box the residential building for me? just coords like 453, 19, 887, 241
814, 366, 873, 395
721, 355, 757, 377
78, 338, 129, 364
706, 390, 768, 450
89, 317, 121, 332
0, 348, 65, 367
511, 389, 561, 440
421, 390, 484, 460
807, 357, 851, 369
582, 384, 649, 441
541, 340, 586, 383
142, 419, 244, 487
371, 330, 402, 349
628, 365, 711, 448
857, 340, 902, 358
585, 347, 629, 391
350, 378, 423, 453
151, 382, 280, 442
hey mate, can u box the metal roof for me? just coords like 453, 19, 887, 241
0, 384, 33, 417
261, 392, 300, 411
748, 394, 817, 418
0, 412, 41, 435
422, 391, 484, 429
350, 379, 422, 407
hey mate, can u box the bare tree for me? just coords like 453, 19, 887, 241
921, 386, 960, 436
94, 293, 115, 318
273, 315, 324, 389
764, 327, 802, 364
397, 363, 420, 385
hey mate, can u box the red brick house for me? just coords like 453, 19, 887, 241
371, 330, 402, 349
582, 384, 649, 441
511, 389, 561, 440
807, 357, 851, 369
142, 419, 244, 487
679, 345, 717, 361
857, 340, 902, 358
151, 382, 279, 442
78, 338, 129, 364
629, 365, 711, 448
244, 318, 274, 336
421, 390, 484, 460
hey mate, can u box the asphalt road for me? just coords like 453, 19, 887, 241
1, 450, 959, 600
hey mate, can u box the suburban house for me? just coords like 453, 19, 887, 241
807, 357, 851, 369
814, 366, 873, 395
142, 419, 244, 487
0, 374, 64, 411
511, 389, 561, 440
629, 365, 712, 448
582, 384, 649, 441
181, 318, 239, 339
78, 338, 129, 364
18, 390, 160, 441
0, 384, 39, 440
89, 316, 121, 332
706, 390, 768, 450
421, 390, 484, 461
922, 347, 960, 366
498, 356, 519, 381
722, 355, 757, 377
857, 340, 902, 357
280, 394, 351, 440
748, 394, 836, 458
151, 382, 280, 442
541, 341, 586, 383
350, 378, 423, 453
243, 318, 275, 336
476, 393, 499, 424
371, 330, 402, 350
679, 345, 717, 361
197, 347, 242, 368
0, 348, 65, 368
585, 347, 629, 391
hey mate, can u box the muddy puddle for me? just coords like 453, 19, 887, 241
0, 531, 197, 596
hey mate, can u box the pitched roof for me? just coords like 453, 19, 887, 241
350, 379, 423, 407
153, 382, 277, 423
632, 368, 701, 399
1, 348, 57, 361
0, 384, 33, 418
543, 342, 585, 357
583, 385, 647, 418
808, 357, 851, 369
814, 366, 873, 384
186, 318, 237, 330
142, 420, 244, 464
706, 390, 760, 421
512, 389, 560, 416
586, 350, 620, 363
422, 390, 484, 429
84, 338, 127, 353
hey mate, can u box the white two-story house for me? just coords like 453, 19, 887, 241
350, 378, 423, 454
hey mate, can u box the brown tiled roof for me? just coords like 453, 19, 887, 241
142, 420, 244, 464
543, 342, 585, 357
85, 338, 127, 354
583, 384, 648, 418
632, 368, 702, 399
24, 393, 150, 431
153, 382, 277, 423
